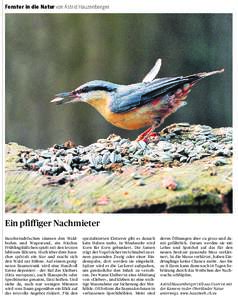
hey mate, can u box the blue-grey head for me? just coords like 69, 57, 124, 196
51, 80, 120, 105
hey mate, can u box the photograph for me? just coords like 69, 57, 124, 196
5, 13, 232, 213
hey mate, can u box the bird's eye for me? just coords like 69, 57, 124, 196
73, 87, 88, 94
72, 90, 80, 96
80, 87, 88, 93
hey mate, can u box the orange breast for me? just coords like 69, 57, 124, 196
87, 91, 153, 130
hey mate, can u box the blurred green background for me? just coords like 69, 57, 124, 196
6, 14, 232, 148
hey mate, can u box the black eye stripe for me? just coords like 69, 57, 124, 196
76, 85, 116, 93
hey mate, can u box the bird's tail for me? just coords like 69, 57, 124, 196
140, 68, 224, 103
190, 68, 224, 80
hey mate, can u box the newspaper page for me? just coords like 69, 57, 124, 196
1, 0, 237, 299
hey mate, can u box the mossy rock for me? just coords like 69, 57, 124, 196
5, 138, 232, 213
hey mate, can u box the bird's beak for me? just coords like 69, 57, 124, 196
51, 91, 81, 105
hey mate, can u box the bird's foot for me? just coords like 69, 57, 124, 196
136, 128, 160, 143
145, 132, 160, 143
136, 127, 153, 142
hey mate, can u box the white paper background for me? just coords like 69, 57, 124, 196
2, 213, 238, 299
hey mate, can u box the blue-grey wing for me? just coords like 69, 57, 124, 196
110, 75, 200, 113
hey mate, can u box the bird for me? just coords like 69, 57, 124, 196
51, 58, 224, 141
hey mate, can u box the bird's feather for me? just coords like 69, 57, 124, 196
142, 58, 162, 83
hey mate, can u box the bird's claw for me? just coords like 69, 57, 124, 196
136, 128, 160, 143
136, 127, 152, 142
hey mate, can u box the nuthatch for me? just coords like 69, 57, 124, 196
51, 59, 224, 141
